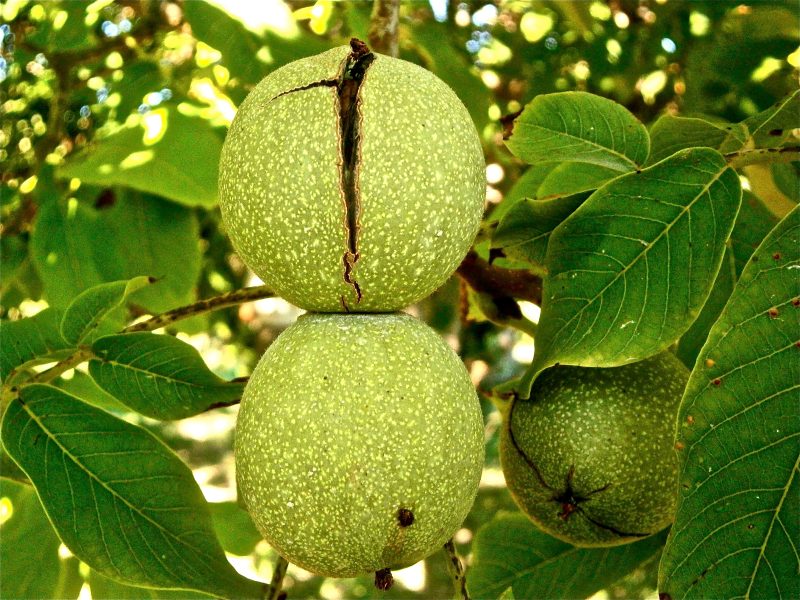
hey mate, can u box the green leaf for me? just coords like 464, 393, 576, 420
491, 193, 588, 268
506, 92, 649, 172
0, 309, 73, 383
537, 162, 621, 197
0, 479, 83, 599
61, 277, 153, 345
25, 1, 98, 52
659, 206, 800, 600
488, 164, 558, 223
731, 192, 780, 276
88, 333, 245, 420
742, 89, 800, 150
1, 385, 263, 599
466, 512, 668, 600
89, 570, 212, 600
57, 110, 222, 208
520, 148, 741, 397
676, 248, 736, 369
648, 116, 747, 165
114, 61, 166, 121
56, 370, 128, 413
209, 502, 263, 556
31, 191, 200, 311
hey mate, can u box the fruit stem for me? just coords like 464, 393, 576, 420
443, 539, 470, 600
266, 555, 289, 600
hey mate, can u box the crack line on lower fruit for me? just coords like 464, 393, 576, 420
337, 38, 375, 304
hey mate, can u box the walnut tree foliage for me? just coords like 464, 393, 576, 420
1, 1, 798, 599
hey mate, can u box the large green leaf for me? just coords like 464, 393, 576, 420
466, 512, 668, 600
61, 277, 153, 345
730, 191, 780, 276
506, 92, 649, 172
57, 110, 222, 208
1, 385, 264, 599
88, 333, 245, 420
648, 116, 747, 165
659, 206, 800, 600
519, 148, 741, 397
89, 570, 211, 599
31, 191, 200, 311
0, 309, 73, 383
0, 479, 83, 599
491, 193, 588, 268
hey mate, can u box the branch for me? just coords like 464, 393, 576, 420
124, 285, 274, 332
368, 0, 400, 57
725, 145, 800, 169
266, 555, 289, 600
443, 539, 469, 600
457, 251, 543, 306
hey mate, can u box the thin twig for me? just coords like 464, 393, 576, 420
443, 539, 469, 600
267, 555, 289, 600
725, 145, 800, 169
124, 285, 274, 332
457, 251, 543, 306
368, 0, 400, 57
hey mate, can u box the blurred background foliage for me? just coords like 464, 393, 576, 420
0, 1, 798, 599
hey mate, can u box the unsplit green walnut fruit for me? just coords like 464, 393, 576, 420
219, 42, 485, 312
235, 313, 484, 577
500, 352, 689, 547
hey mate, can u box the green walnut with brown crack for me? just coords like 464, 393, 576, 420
501, 352, 688, 547
219, 40, 485, 312
235, 313, 484, 578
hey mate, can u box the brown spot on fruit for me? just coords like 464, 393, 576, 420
397, 508, 415, 527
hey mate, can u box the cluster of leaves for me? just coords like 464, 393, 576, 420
1, 1, 798, 600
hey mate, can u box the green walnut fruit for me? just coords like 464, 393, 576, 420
235, 313, 484, 577
501, 352, 688, 547
219, 41, 485, 312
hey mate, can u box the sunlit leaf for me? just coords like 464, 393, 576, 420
659, 206, 800, 600
742, 89, 800, 150
89, 570, 211, 599
537, 162, 620, 197
88, 333, 244, 420
0, 308, 72, 384
1, 385, 264, 599
209, 502, 263, 557
520, 148, 741, 397
57, 110, 223, 208
0, 479, 83, 599
466, 511, 667, 600
506, 92, 649, 172
60, 277, 152, 345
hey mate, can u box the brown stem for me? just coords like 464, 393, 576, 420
457, 251, 543, 305
124, 285, 274, 332
368, 0, 400, 57
443, 539, 469, 600
266, 555, 289, 600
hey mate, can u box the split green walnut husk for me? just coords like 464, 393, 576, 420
218, 41, 485, 312
235, 313, 485, 577
501, 352, 689, 547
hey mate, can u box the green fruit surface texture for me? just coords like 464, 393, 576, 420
218, 43, 485, 312
235, 313, 484, 577
500, 352, 689, 547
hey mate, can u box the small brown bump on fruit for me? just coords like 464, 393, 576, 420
704, 358, 716, 368
397, 508, 415, 527
374, 568, 394, 591
687, 415, 695, 425
768, 307, 779, 318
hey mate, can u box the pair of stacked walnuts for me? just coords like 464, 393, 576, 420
219, 41, 487, 580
